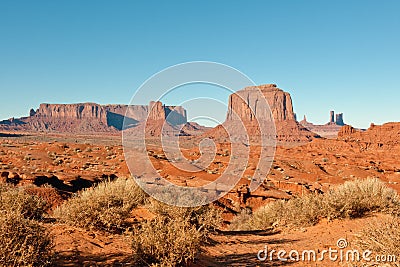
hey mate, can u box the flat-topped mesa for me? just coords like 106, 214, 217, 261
338, 122, 400, 148
1, 102, 188, 133
226, 84, 296, 123
37, 103, 108, 123
212, 84, 319, 144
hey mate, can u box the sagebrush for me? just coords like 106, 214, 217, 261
0, 186, 54, 266
54, 177, 148, 232
0, 184, 47, 219
131, 200, 221, 267
355, 216, 400, 267
231, 178, 400, 230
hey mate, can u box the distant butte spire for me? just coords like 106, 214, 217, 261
303, 115, 307, 122
330, 111, 335, 124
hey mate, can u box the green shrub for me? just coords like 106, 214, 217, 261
54, 177, 148, 232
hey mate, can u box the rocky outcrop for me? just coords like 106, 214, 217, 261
300, 111, 347, 138
0, 102, 187, 133
338, 122, 400, 149
148, 101, 165, 121
336, 113, 344, 126
226, 84, 295, 122
207, 84, 319, 144
329, 111, 335, 124
337, 125, 357, 138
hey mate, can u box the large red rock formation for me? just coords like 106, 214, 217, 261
37, 103, 107, 122
0, 102, 187, 133
337, 125, 357, 138
226, 84, 295, 122
338, 122, 400, 149
148, 101, 165, 121
217, 84, 319, 144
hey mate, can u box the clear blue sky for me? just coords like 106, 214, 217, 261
0, 0, 399, 128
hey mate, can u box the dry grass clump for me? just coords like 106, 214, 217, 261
355, 216, 400, 267
0, 211, 54, 267
232, 193, 323, 230
0, 186, 54, 266
131, 200, 221, 267
54, 177, 148, 232
0, 185, 47, 219
231, 178, 399, 230
324, 177, 399, 219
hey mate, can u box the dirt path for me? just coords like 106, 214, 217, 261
49, 214, 391, 267
197, 214, 390, 267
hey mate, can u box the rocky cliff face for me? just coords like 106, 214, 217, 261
148, 101, 165, 121
300, 111, 347, 138
226, 84, 295, 122
337, 125, 357, 138
207, 84, 319, 144
37, 103, 107, 122
0, 102, 187, 133
338, 123, 400, 147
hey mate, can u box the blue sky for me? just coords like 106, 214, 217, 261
0, 0, 399, 128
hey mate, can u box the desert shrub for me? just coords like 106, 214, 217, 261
148, 200, 221, 237
23, 185, 65, 211
323, 178, 399, 219
131, 200, 221, 266
54, 177, 148, 232
0, 211, 54, 267
231, 178, 400, 230
231, 193, 323, 230
355, 216, 400, 267
226, 207, 253, 231
0, 185, 47, 220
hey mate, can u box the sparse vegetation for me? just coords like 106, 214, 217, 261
323, 177, 399, 219
0, 186, 54, 266
131, 200, 221, 267
231, 178, 400, 230
355, 216, 400, 267
0, 185, 48, 220
54, 177, 148, 232
0, 211, 54, 267
53, 176, 221, 266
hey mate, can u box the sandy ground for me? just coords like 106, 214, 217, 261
1, 132, 400, 266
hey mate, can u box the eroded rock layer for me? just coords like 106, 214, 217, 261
0, 102, 187, 133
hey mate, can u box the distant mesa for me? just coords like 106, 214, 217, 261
206, 84, 320, 144
1, 84, 322, 144
300, 110, 347, 138
338, 122, 400, 148
0, 102, 188, 134
0, 84, 331, 144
